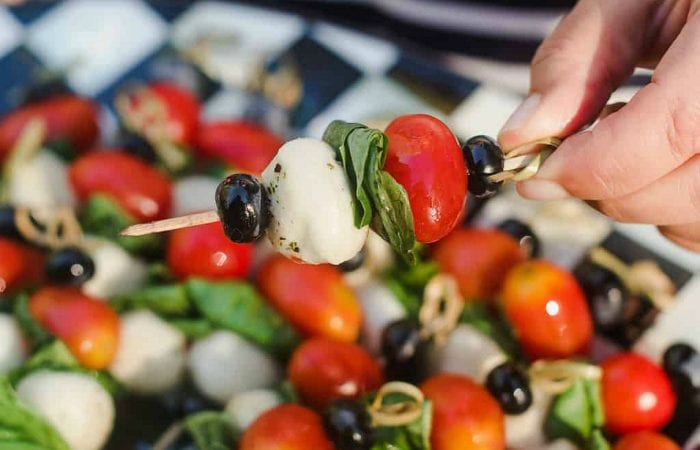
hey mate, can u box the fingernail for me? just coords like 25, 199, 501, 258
517, 179, 571, 200
501, 93, 541, 134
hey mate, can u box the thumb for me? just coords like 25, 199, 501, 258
498, 0, 656, 151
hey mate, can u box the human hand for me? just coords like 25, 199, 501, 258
498, 0, 700, 252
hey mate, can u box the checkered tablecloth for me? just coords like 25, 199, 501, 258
0, 0, 698, 445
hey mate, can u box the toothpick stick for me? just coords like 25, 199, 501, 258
120, 210, 220, 236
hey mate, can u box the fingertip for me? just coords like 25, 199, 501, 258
515, 178, 572, 200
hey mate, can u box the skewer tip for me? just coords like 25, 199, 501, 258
119, 210, 221, 237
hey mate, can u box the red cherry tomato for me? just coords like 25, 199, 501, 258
0, 239, 44, 293
421, 373, 505, 450
239, 404, 334, 450
0, 95, 99, 163
288, 338, 384, 409
119, 81, 200, 147
601, 353, 676, 435
166, 222, 253, 280
196, 121, 283, 175
257, 254, 362, 342
500, 260, 593, 359
613, 431, 680, 450
384, 114, 467, 243
29, 287, 119, 370
69, 151, 173, 221
432, 228, 525, 301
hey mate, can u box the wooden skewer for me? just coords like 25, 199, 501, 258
120, 210, 220, 236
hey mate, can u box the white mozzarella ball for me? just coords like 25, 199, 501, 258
173, 175, 219, 216
16, 371, 115, 450
225, 388, 282, 431
9, 150, 75, 210
356, 280, 406, 355
536, 440, 579, 450
261, 138, 368, 264
109, 310, 186, 395
82, 238, 148, 299
431, 324, 508, 383
188, 330, 281, 404
505, 383, 554, 449
0, 313, 26, 375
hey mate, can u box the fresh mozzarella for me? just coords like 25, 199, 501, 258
109, 310, 186, 395
8, 150, 75, 210
82, 238, 147, 299
261, 138, 368, 264
505, 382, 553, 449
173, 175, 219, 216
356, 280, 406, 355
225, 388, 282, 431
0, 313, 26, 375
344, 230, 395, 288
188, 330, 281, 404
431, 324, 508, 382
16, 371, 115, 450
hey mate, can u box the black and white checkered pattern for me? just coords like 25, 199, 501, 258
0, 0, 697, 444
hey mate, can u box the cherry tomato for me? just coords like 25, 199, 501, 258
119, 81, 200, 147
166, 222, 253, 280
601, 353, 676, 435
29, 287, 119, 370
501, 260, 593, 359
432, 228, 525, 301
0, 239, 44, 293
613, 431, 680, 450
384, 114, 467, 243
69, 151, 173, 221
257, 254, 361, 342
0, 95, 99, 162
421, 373, 505, 450
196, 121, 283, 175
239, 404, 334, 450
288, 338, 384, 409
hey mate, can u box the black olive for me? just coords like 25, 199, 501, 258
21, 77, 72, 105
463, 135, 504, 199
45, 246, 95, 286
485, 361, 533, 415
339, 250, 365, 272
0, 205, 21, 240
380, 318, 431, 384
663, 342, 697, 375
576, 262, 630, 331
322, 399, 375, 450
159, 383, 219, 419
215, 174, 270, 243
497, 218, 540, 257
119, 130, 158, 163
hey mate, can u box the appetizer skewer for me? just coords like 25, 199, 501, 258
121, 114, 561, 265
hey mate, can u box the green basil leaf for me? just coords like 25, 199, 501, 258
545, 378, 609, 449
13, 293, 52, 350
323, 120, 375, 227
184, 411, 235, 450
186, 279, 300, 359
0, 377, 71, 450
145, 262, 175, 285
8, 341, 121, 396
323, 121, 419, 264
168, 318, 214, 339
369, 169, 418, 265
459, 303, 523, 361
588, 430, 611, 450
111, 283, 191, 317
79, 194, 164, 257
